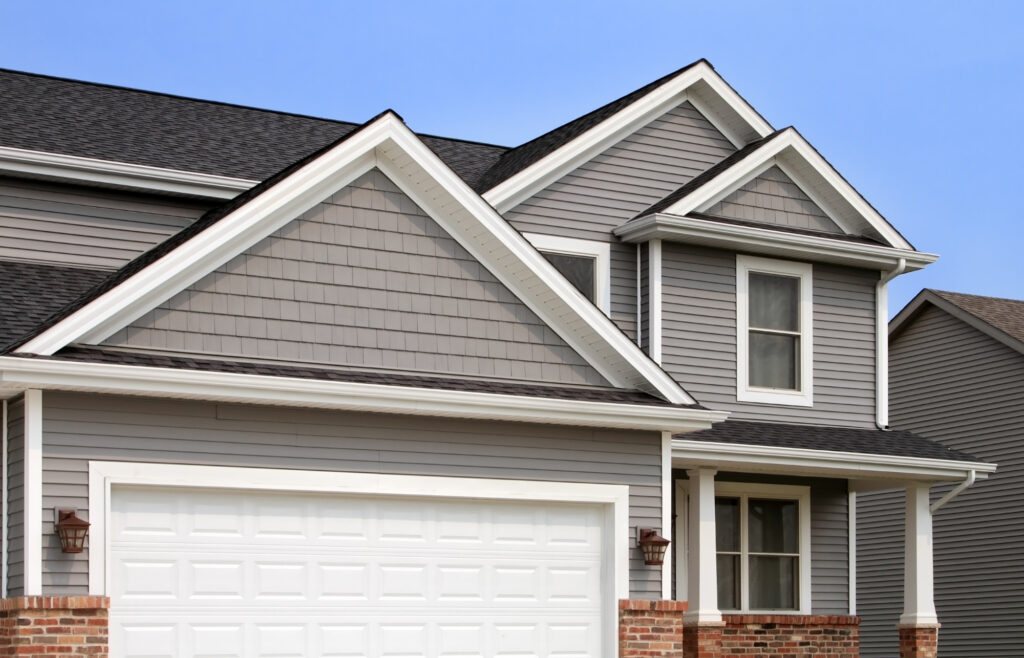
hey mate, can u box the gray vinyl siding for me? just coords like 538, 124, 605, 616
0, 176, 213, 269
504, 102, 736, 341
661, 243, 877, 427
677, 472, 849, 613
104, 169, 607, 387
639, 243, 649, 352
6, 397, 24, 596
40, 391, 665, 598
859, 305, 1024, 657
704, 166, 841, 234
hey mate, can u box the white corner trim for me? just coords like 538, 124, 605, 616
87, 461, 631, 605
849, 490, 857, 615
482, 62, 773, 213
671, 438, 997, 481
661, 431, 673, 599
523, 233, 611, 314
0, 146, 256, 199
649, 240, 663, 364
23, 389, 42, 596
735, 255, 813, 407
614, 214, 937, 272
0, 356, 727, 433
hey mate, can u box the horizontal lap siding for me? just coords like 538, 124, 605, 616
6, 398, 25, 596
505, 102, 735, 341
40, 392, 664, 598
0, 177, 212, 268
661, 243, 876, 427
859, 306, 1024, 657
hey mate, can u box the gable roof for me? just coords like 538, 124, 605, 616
891, 289, 1024, 355
8, 110, 697, 404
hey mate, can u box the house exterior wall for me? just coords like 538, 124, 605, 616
858, 305, 1024, 657
35, 391, 666, 599
703, 165, 842, 234
5, 397, 25, 596
0, 176, 213, 269
504, 101, 736, 340
103, 169, 608, 386
661, 243, 877, 428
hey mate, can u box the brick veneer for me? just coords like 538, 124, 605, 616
721, 615, 860, 657
619, 599, 688, 657
898, 624, 939, 658
683, 620, 725, 658
0, 596, 109, 656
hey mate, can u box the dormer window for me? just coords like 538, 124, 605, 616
524, 234, 610, 314
736, 255, 813, 406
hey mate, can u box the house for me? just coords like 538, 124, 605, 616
0, 61, 994, 658
858, 290, 1024, 657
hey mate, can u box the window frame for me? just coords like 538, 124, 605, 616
736, 254, 814, 406
674, 480, 812, 615
524, 233, 611, 314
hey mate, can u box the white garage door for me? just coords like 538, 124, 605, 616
109, 485, 608, 658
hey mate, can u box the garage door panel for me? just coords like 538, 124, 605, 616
110, 485, 607, 658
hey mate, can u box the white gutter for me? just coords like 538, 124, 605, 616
876, 257, 907, 429
930, 469, 977, 513
0, 356, 727, 433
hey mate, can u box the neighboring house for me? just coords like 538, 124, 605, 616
0, 61, 993, 658
859, 290, 1024, 657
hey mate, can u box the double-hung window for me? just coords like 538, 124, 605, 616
736, 255, 813, 406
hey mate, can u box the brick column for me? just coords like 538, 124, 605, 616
0, 596, 109, 655
899, 624, 939, 658
619, 599, 687, 657
682, 620, 724, 658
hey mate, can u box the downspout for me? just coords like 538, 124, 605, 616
875, 257, 906, 429
930, 470, 976, 514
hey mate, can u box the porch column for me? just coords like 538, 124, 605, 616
899, 482, 939, 658
684, 468, 720, 622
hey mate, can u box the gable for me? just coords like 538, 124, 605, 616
703, 165, 841, 234
102, 169, 610, 387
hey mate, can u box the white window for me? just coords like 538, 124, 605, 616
736, 255, 813, 406
524, 233, 610, 314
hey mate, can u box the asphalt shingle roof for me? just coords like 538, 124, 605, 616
677, 419, 981, 463
930, 290, 1024, 346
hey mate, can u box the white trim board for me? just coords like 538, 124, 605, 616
23, 389, 42, 596
0, 146, 256, 200
14, 111, 695, 405
482, 61, 773, 213
88, 461, 630, 653
0, 356, 727, 433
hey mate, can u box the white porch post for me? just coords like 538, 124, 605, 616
900, 482, 938, 625
685, 468, 721, 622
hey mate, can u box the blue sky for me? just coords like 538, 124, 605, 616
2, 1, 1021, 314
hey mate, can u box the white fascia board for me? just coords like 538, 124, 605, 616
0, 146, 256, 199
615, 214, 938, 272
654, 129, 914, 250
0, 356, 726, 433
672, 439, 996, 482
482, 62, 773, 213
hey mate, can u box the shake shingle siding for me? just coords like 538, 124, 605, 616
504, 102, 736, 340
39, 391, 665, 597
704, 165, 842, 233
859, 304, 1024, 657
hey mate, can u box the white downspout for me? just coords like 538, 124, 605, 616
930, 470, 977, 514
876, 257, 906, 429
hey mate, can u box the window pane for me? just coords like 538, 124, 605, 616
748, 499, 799, 554
749, 332, 798, 389
716, 554, 740, 610
542, 252, 596, 303
715, 498, 740, 552
749, 273, 798, 331
749, 556, 798, 610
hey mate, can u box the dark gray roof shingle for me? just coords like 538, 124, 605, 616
677, 420, 981, 462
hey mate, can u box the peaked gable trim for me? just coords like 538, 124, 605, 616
16, 112, 696, 404
481, 61, 774, 213
890, 290, 1024, 356
633, 128, 915, 251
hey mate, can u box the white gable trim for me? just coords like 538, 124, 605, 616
482, 61, 773, 213
654, 128, 914, 250
0, 146, 256, 199
17, 113, 695, 404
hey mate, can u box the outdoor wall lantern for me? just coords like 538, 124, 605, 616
55, 509, 90, 554
637, 528, 670, 566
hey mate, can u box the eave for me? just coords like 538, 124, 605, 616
614, 213, 938, 272
0, 356, 727, 433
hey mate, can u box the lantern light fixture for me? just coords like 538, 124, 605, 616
637, 527, 671, 566
55, 508, 90, 554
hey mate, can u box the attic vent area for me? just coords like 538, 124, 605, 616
542, 252, 597, 303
